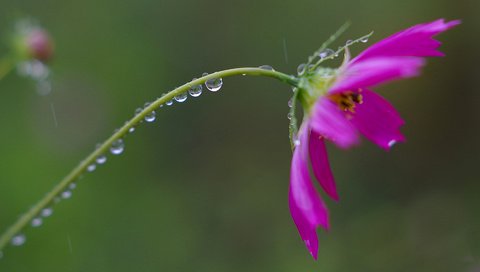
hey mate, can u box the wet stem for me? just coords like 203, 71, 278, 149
0, 67, 298, 252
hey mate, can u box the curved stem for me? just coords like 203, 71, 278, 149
0, 67, 298, 252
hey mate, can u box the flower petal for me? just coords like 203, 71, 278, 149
329, 57, 425, 94
351, 89, 405, 150
352, 19, 460, 63
310, 98, 359, 149
289, 125, 329, 259
308, 131, 339, 201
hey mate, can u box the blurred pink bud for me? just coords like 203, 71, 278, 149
25, 28, 54, 62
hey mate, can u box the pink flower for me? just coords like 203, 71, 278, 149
289, 19, 460, 259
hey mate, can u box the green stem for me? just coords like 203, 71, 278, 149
0, 67, 298, 252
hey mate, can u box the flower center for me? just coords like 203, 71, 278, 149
328, 90, 363, 113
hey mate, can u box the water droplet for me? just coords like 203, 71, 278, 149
144, 111, 156, 122
96, 154, 107, 164
174, 92, 188, 102
11, 234, 26, 246
318, 48, 335, 59
205, 77, 223, 92
188, 79, 203, 97
202, 72, 208, 77
87, 164, 96, 172
31, 217, 43, 227
259, 65, 274, 71
287, 112, 293, 120
110, 139, 125, 155
346, 39, 353, 46
297, 63, 306, 75
134, 107, 142, 116
360, 37, 369, 43
294, 139, 301, 146
128, 127, 135, 133
165, 100, 173, 106
41, 208, 53, 217
388, 140, 397, 148
288, 98, 293, 108
69, 183, 77, 190
61, 190, 72, 199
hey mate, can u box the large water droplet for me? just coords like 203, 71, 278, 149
189, 79, 202, 97
11, 234, 26, 246
205, 77, 223, 92
174, 92, 188, 102
62, 190, 72, 199
110, 139, 125, 155
144, 111, 156, 122
87, 164, 96, 172
318, 48, 335, 59
96, 154, 107, 164
31, 217, 43, 227
360, 37, 369, 43
259, 65, 274, 71
41, 208, 53, 217
297, 63, 306, 75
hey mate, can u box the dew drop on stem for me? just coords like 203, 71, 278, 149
174, 92, 188, 102
11, 234, 26, 246
31, 217, 43, 227
259, 65, 274, 71
188, 81, 203, 98
41, 208, 53, 217
87, 164, 96, 172
297, 63, 306, 75
96, 154, 107, 164
61, 190, 72, 199
144, 111, 156, 122
205, 77, 223, 92
110, 139, 125, 155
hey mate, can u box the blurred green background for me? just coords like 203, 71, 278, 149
0, 0, 478, 271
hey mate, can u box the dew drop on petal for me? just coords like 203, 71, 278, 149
205, 78, 223, 92
31, 217, 43, 227
11, 234, 26, 246
297, 63, 306, 75
96, 155, 107, 164
41, 208, 53, 217
144, 111, 156, 122
388, 140, 397, 148
174, 92, 188, 102
110, 139, 125, 155
259, 65, 274, 71
87, 164, 96, 172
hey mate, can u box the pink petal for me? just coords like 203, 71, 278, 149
308, 131, 339, 201
329, 57, 425, 94
289, 125, 329, 259
350, 89, 405, 150
310, 98, 359, 149
352, 19, 460, 63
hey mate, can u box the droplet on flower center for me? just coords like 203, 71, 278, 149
329, 90, 363, 113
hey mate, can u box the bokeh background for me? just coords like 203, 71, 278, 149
0, 0, 478, 271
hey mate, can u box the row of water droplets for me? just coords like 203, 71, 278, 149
0, 71, 230, 256
297, 36, 369, 76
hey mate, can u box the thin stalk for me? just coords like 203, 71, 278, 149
0, 67, 298, 252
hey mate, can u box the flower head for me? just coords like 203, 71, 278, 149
289, 19, 460, 259
11, 19, 54, 62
